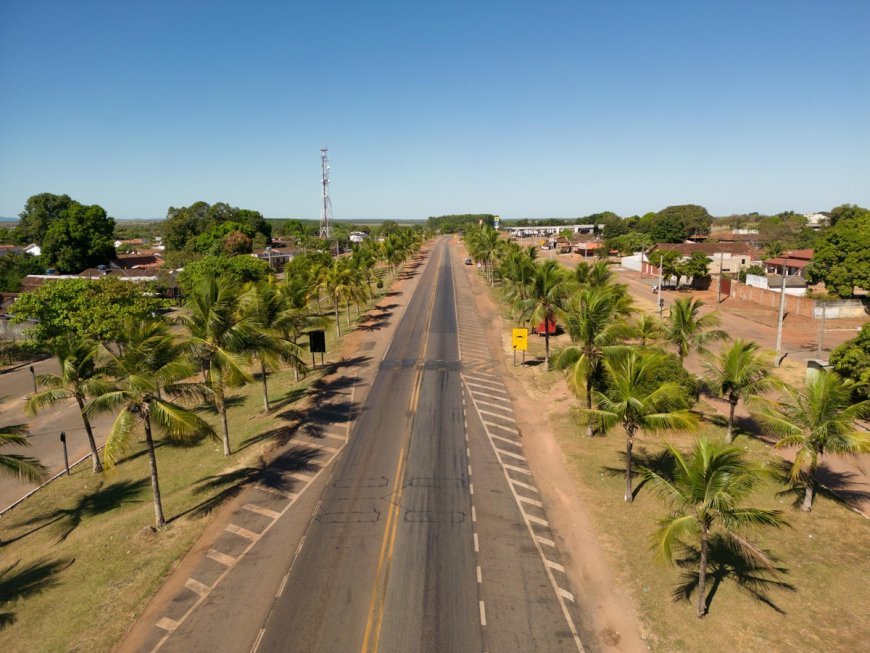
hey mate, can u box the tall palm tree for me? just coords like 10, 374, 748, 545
25, 335, 112, 472
318, 260, 356, 337
583, 349, 698, 501
519, 259, 574, 371
553, 286, 633, 435
87, 318, 215, 528
643, 438, 785, 618
0, 424, 46, 482
664, 297, 728, 363
467, 226, 501, 284
703, 339, 779, 443
753, 370, 870, 511
240, 278, 306, 412
281, 272, 326, 382
179, 275, 260, 455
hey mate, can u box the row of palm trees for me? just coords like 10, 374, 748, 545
465, 225, 870, 617
4, 231, 424, 528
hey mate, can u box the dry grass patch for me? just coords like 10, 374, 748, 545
548, 406, 870, 653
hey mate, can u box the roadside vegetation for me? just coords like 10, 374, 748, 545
464, 225, 870, 649
0, 227, 425, 651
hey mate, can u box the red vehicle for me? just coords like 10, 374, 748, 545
533, 319, 557, 336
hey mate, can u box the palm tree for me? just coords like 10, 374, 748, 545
643, 438, 785, 618
318, 260, 356, 337
519, 259, 573, 371
179, 275, 260, 455
24, 335, 111, 472
584, 349, 698, 501
240, 278, 307, 412
553, 286, 633, 435
87, 318, 215, 528
630, 314, 665, 348
467, 226, 501, 284
703, 339, 779, 443
664, 297, 728, 363
753, 370, 870, 511
0, 424, 46, 482
281, 272, 326, 382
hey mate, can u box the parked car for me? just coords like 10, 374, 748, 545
464, 257, 473, 265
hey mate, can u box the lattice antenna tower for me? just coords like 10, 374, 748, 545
319, 148, 332, 240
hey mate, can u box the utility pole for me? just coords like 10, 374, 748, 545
775, 273, 787, 365
319, 148, 332, 241
657, 257, 664, 318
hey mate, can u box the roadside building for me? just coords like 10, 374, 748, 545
252, 246, 296, 271
763, 249, 813, 278
641, 242, 759, 276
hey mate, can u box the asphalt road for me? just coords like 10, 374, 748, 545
0, 358, 115, 510
252, 239, 580, 652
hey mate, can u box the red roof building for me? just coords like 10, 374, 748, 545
764, 249, 813, 278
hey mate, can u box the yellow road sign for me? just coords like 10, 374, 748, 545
512, 328, 529, 351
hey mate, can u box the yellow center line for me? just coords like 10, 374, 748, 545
360, 243, 443, 653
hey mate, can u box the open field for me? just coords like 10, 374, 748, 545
480, 271, 870, 653
0, 268, 397, 653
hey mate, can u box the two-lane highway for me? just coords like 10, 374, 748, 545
143, 237, 586, 653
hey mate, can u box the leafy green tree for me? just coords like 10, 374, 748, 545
648, 250, 681, 285
583, 349, 698, 501
14, 193, 75, 244
753, 370, 870, 511
10, 276, 167, 345
643, 438, 785, 617
163, 201, 271, 255
25, 335, 113, 472
677, 252, 711, 286
180, 276, 260, 456
0, 252, 44, 292
466, 226, 502, 284
829, 324, 870, 400
664, 297, 728, 363
41, 203, 116, 273
805, 206, 870, 297
87, 318, 215, 528
0, 424, 46, 482
519, 260, 573, 371
702, 340, 778, 443
177, 255, 271, 295
192, 221, 256, 255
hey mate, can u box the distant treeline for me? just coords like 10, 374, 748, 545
426, 214, 496, 233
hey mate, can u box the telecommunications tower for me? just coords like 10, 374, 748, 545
319, 148, 332, 240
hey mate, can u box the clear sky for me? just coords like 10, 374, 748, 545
1, 0, 868, 221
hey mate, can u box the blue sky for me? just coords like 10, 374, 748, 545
1, 0, 868, 221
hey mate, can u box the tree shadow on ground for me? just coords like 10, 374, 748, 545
769, 458, 870, 510
194, 394, 247, 415
604, 447, 676, 499
672, 535, 795, 616
269, 386, 309, 412
0, 557, 74, 629
7, 480, 148, 545
177, 446, 322, 519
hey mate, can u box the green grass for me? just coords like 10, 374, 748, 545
0, 264, 403, 653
